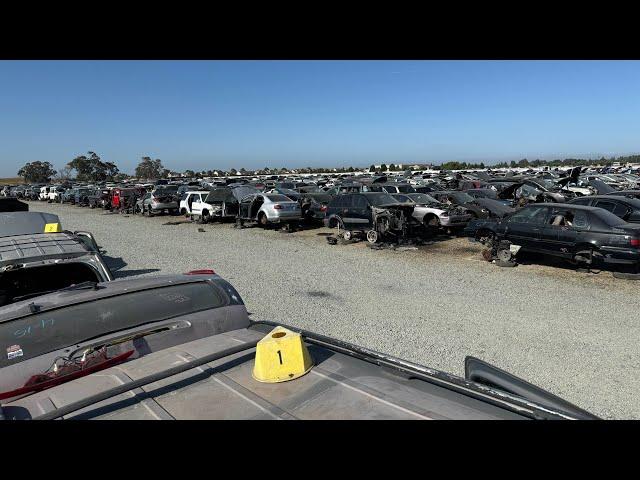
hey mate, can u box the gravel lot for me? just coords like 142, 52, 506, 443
27, 201, 640, 419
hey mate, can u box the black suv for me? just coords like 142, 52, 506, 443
323, 192, 419, 243
464, 203, 640, 270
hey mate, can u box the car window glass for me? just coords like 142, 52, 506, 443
548, 208, 576, 226
573, 211, 590, 229
508, 207, 548, 224
353, 195, 368, 209
612, 203, 629, 217
571, 198, 590, 206
594, 200, 616, 213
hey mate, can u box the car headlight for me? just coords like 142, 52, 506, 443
481, 208, 489, 214
440, 211, 449, 217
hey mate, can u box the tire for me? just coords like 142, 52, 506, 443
202, 210, 210, 224
180, 208, 187, 216
328, 216, 342, 229
258, 213, 268, 228
343, 230, 353, 241
366, 230, 378, 244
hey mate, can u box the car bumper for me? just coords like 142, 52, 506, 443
151, 202, 178, 210
440, 215, 472, 227
266, 212, 302, 222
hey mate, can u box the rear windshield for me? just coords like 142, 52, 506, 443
266, 194, 294, 202
593, 207, 629, 226
155, 186, 179, 193
0, 282, 225, 368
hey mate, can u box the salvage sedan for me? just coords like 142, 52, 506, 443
464, 203, 640, 271
237, 193, 302, 228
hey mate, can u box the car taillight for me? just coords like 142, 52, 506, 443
184, 269, 216, 275
631, 238, 640, 248
273, 204, 282, 209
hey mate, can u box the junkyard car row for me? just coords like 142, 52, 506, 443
0, 163, 638, 419
5, 165, 640, 274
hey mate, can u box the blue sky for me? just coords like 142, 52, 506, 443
1, 60, 640, 176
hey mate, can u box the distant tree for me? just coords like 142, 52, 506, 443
380, 163, 387, 172
18, 161, 56, 183
135, 157, 165, 179
509, 160, 517, 168
239, 168, 247, 175
369, 164, 376, 172
55, 166, 74, 182
389, 163, 396, 171
183, 169, 195, 178
230, 168, 238, 176
347, 166, 355, 172
66, 151, 118, 181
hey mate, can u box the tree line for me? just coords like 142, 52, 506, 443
16, 153, 640, 183
17, 153, 168, 183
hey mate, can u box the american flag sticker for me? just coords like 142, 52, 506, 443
7, 345, 23, 360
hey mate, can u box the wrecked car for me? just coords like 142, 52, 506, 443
236, 193, 302, 228
87, 189, 111, 209
135, 186, 180, 216
464, 203, 640, 271
0, 220, 113, 307
392, 193, 472, 232
194, 185, 260, 222
429, 190, 514, 219
324, 192, 420, 243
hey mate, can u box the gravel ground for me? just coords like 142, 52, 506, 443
27, 201, 640, 419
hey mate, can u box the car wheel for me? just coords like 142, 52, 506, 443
343, 230, 353, 241
258, 213, 268, 228
366, 230, 378, 244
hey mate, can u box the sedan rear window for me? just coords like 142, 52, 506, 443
0, 282, 225, 368
266, 195, 294, 202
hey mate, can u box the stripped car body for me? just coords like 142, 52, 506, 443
324, 193, 420, 243
0, 274, 597, 420
392, 193, 472, 230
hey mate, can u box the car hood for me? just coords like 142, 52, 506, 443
590, 179, 616, 195
471, 198, 516, 216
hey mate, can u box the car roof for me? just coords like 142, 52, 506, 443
578, 195, 640, 205
525, 202, 602, 211
0, 232, 91, 268
0, 212, 61, 237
